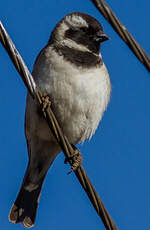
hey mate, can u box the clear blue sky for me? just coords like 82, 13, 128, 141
0, 1, 150, 230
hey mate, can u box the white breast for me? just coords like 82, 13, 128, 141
33, 47, 111, 144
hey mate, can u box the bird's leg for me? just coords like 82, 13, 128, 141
40, 95, 82, 172
64, 145, 82, 174
41, 94, 51, 112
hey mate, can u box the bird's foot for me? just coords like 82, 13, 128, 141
64, 147, 82, 174
41, 95, 51, 112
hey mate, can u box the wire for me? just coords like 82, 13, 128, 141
91, 0, 150, 72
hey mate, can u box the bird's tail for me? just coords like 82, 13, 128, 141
9, 172, 45, 228
9, 138, 60, 228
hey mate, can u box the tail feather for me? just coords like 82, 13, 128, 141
9, 140, 60, 228
9, 179, 44, 228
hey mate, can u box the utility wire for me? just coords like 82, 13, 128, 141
0, 20, 118, 230
91, 0, 150, 72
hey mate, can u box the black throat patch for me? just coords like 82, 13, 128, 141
53, 45, 103, 68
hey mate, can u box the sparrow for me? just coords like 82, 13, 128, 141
9, 12, 111, 228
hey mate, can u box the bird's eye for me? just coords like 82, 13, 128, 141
80, 27, 88, 33
65, 28, 76, 37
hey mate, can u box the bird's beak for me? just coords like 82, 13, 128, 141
94, 31, 110, 43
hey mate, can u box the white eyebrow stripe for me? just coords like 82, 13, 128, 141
65, 15, 88, 28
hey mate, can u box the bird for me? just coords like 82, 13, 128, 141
9, 12, 111, 228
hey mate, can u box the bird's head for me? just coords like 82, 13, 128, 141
49, 12, 109, 54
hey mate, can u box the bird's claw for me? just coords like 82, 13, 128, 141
41, 95, 51, 112
64, 149, 82, 174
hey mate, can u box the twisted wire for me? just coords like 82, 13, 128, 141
0, 20, 118, 230
91, 0, 150, 72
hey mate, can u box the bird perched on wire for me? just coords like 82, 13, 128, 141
9, 12, 111, 228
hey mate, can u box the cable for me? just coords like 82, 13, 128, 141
91, 0, 150, 72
